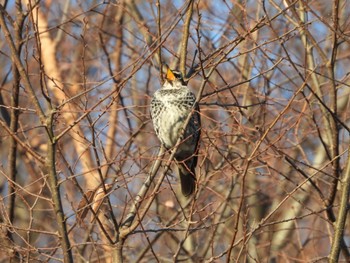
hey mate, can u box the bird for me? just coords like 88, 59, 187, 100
150, 67, 201, 197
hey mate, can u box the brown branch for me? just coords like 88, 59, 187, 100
156, 0, 163, 82
325, 0, 340, 215
228, 71, 312, 261
0, 119, 45, 163
45, 112, 73, 263
329, 146, 350, 262
6, 0, 24, 240
179, 0, 194, 76
0, 4, 46, 124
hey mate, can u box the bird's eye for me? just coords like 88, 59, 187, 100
172, 71, 182, 79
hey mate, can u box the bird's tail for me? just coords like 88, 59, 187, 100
176, 157, 197, 197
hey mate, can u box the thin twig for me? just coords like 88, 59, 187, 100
179, 0, 194, 76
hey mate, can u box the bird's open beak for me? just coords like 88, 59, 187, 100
166, 68, 176, 81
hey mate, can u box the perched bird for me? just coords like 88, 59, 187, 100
150, 67, 201, 197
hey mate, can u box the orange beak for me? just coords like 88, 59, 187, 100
166, 68, 176, 81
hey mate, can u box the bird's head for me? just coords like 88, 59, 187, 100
164, 68, 187, 87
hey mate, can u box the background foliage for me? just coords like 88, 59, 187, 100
0, 0, 350, 262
